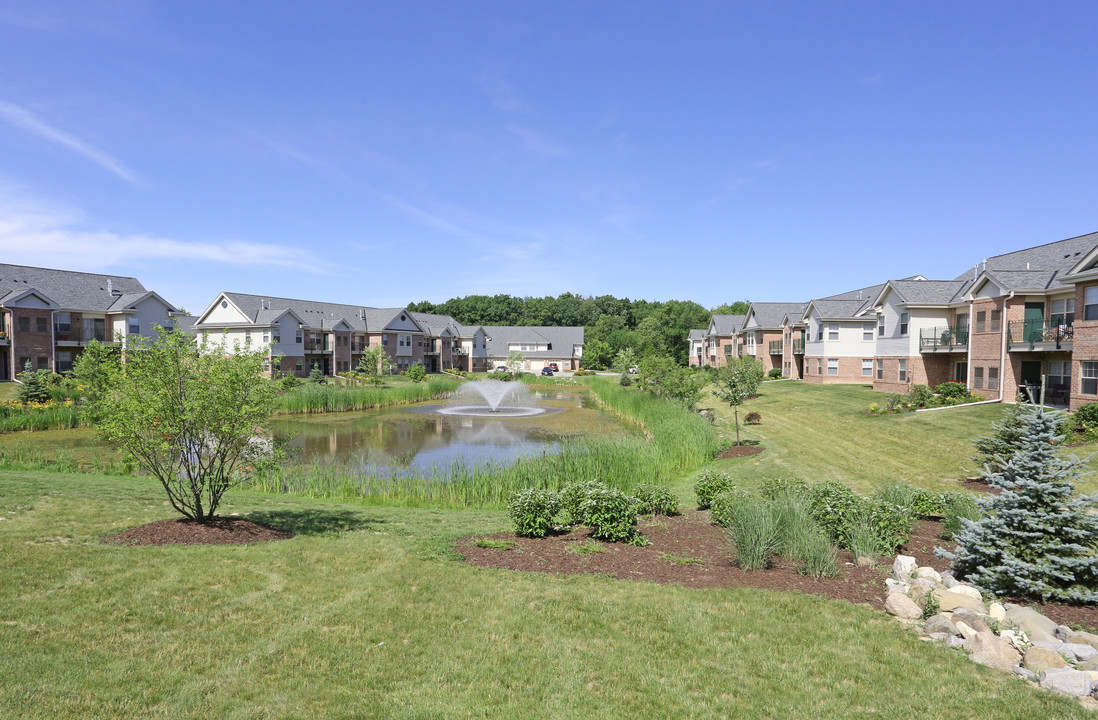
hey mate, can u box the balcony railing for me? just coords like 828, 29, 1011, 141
351, 341, 368, 352
452, 347, 468, 356
1007, 317, 1074, 351
768, 340, 782, 354
792, 338, 804, 354
304, 333, 330, 353
53, 324, 109, 344
919, 325, 969, 352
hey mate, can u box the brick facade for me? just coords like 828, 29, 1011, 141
1070, 281, 1098, 410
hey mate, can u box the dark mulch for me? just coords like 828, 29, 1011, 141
962, 477, 1000, 494
718, 445, 764, 459
103, 517, 293, 546
458, 512, 1098, 631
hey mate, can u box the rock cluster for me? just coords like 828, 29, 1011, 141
885, 555, 1098, 710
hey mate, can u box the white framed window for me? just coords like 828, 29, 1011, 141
827, 358, 838, 376
1085, 288, 1098, 321
1051, 297, 1075, 324
899, 312, 909, 336
876, 359, 883, 380
862, 359, 873, 376
245, 330, 252, 342
828, 324, 839, 340
816, 359, 822, 374
974, 367, 984, 389
955, 312, 969, 331
863, 324, 874, 341
988, 366, 999, 390
129, 319, 140, 335
817, 323, 823, 341
263, 331, 270, 343
898, 359, 908, 382
296, 330, 303, 344
1082, 361, 1098, 395
1049, 360, 1070, 391
877, 314, 885, 337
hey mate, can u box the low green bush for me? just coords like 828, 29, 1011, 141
507, 488, 561, 538
559, 480, 608, 525
744, 411, 762, 425
709, 486, 750, 528
633, 484, 679, 516
694, 469, 733, 509
760, 477, 810, 500
1074, 402, 1098, 426
906, 385, 935, 408
580, 486, 646, 545
941, 492, 982, 539
934, 381, 970, 400
767, 368, 782, 379
806, 481, 864, 546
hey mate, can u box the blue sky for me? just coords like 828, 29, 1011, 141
1, 1, 1097, 315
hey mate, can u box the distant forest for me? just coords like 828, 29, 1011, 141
408, 294, 750, 367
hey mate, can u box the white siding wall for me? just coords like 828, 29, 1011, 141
804, 312, 876, 358
131, 297, 175, 342
204, 299, 250, 323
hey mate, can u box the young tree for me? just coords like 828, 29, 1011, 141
613, 347, 638, 374
506, 350, 525, 374
356, 345, 388, 386
972, 403, 1030, 473
713, 356, 764, 445
940, 407, 1098, 603
308, 362, 326, 384
85, 329, 279, 521
16, 360, 51, 405
406, 361, 426, 383
71, 339, 121, 423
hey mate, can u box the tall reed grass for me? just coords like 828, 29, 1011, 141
272, 376, 460, 415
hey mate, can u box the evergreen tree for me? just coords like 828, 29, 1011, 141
940, 407, 1098, 603
308, 362, 326, 384
17, 361, 51, 405
971, 403, 1030, 474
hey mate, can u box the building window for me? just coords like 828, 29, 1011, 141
816, 324, 823, 341
954, 362, 967, 383
863, 324, 874, 341
55, 313, 71, 332
263, 331, 270, 343
37, 356, 48, 370
988, 366, 1000, 391
36, 317, 47, 333
296, 330, 303, 344
1051, 298, 1075, 325
975, 311, 986, 333
898, 359, 908, 382
56, 351, 72, 373
876, 359, 883, 380
295, 359, 303, 372
245, 330, 252, 342
899, 312, 909, 336
1082, 362, 1098, 395
1086, 288, 1098, 321
18, 316, 29, 333
273, 332, 280, 344
816, 359, 822, 374
828, 358, 838, 375
129, 320, 140, 335
18, 356, 30, 371
955, 312, 969, 331
974, 367, 984, 389
861, 359, 873, 376
828, 324, 839, 340
1049, 361, 1070, 391
990, 309, 1001, 332
877, 314, 885, 337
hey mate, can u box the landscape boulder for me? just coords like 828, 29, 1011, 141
929, 588, 987, 614
892, 555, 917, 582
1065, 631, 1098, 653
923, 614, 959, 636
1030, 641, 1098, 664
1004, 606, 1058, 643
949, 584, 983, 603
964, 631, 1022, 672
913, 566, 941, 583
1023, 646, 1069, 674
1037, 668, 1097, 698
884, 592, 923, 620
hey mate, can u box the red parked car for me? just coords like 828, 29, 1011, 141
549, 363, 559, 372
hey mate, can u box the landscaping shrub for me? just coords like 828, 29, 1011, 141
405, 362, 426, 383
792, 529, 839, 579
278, 375, 303, 392
744, 411, 762, 425
934, 381, 970, 400
767, 368, 782, 379
632, 484, 679, 516
760, 477, 810, 500
507, 488, 561, 538
862, 501, 914, 554
972, 403, 1033, 474
619, 373, 633, 387
941, 492, 982, 539
708, 486, 750, 528
873, 481, 949, 518
940, 408, 1098, 603
770, 490, 816, 556
1073, 402, 1098, 427
805, 481, 864, 546
580, 486, 646, 545
727, 498, 779, 570
845, 514, 884, 559
559, 480, 608, 525
906, 384, 934, 408
694, 469, 733, 509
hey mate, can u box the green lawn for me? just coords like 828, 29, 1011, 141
694, 381, 1098, 496
1, 470, 1090, 720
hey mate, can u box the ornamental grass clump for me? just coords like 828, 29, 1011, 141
939, 406, 1098, 603
708, 486, 750, 528
727, 498, 779, 570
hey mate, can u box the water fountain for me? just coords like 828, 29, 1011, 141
435, 379, 550, 418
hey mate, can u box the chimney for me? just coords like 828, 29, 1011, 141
107, 279, 113, 295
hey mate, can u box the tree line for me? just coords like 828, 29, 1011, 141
408, 294, 749, 367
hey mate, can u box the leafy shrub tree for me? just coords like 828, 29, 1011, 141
71, 340, 120, 422
694, 468, 733, 509
632, 484, 679, 516
406, 362, 426, 383
82, 329, 278, 521
580, 485, 646, 545
506, 350, 525, 374
934, 381, 969, 400
766, 368, 782, 379
356, 345, 389, 386
940, 408, 1098, 603
906, 384, 934, 408
507, 488, 561, 537
560, 480, 609, 525
637, 355, 706, 409
713, 356, 764, 445
708, 486, 750, 528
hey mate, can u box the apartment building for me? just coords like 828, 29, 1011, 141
801, 284, 885, 384
738, 302, 807, 376
481, 326, 584, 371
0, 264, 179, 380
687, 329, 706, 367
703, 314, 745, 367
780, 311, 807, 379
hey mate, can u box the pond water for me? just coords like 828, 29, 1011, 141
269, 386, 636, 476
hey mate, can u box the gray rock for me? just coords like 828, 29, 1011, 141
949, 584, 983, 603
893, 555, 917, 582
1038, 668, 1097, 698
1056, 625, 1072, 641
885, 592, 923, 620
924, 614, 959, 636
951, 610, 990, 634
1012, 664, 1037, 680
927, 632, 952, 641
1066, 631, 1098, 652
1080, 657, 1098, 672
1031, 641, 1098, 663
1023, 646, 1069, 673
1004, 606, 1059, 643
931, 588, 988, 614
945, 635, 966, 648
965, 630, 1022, 672
914, 566, 942, 583
956, 621, 978, 641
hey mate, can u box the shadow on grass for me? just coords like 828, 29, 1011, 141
247, 508, 386, 535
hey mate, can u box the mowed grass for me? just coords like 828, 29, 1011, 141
695, 381, 1098, 496
1, 470, 1090, 720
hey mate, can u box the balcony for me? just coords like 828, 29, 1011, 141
53, 324, 109, 345
768, 340, 782, 355
351, 341, 368, 353
304, 333, 331, 353
1006, 317, 1074, 352
919, 325, 969, 353
452, 347, 468, 356
792, 338, 804, 355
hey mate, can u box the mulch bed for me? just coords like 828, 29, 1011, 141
717, 445, 764, 459
103, 517, 293, 546
458, 511, 1098, 631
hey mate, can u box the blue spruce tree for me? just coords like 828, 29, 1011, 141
940, 406, 1098, 603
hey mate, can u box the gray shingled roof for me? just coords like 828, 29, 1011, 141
887, 279, 969, 305
709, 314, 745, 336
955, 231, 1098, 291
747, 302, 807, 329
812, 283, 886, 318
215, 292, 414, 333
410, 312, 461, 337
0, 263, 153, 311
688, 329, 706, 341
481, 325, 584, 359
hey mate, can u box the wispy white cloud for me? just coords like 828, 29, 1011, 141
0, 101, 141, 184
505, 124, 569, 157
477, 72, 525, 114
0, 188, 325, 272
